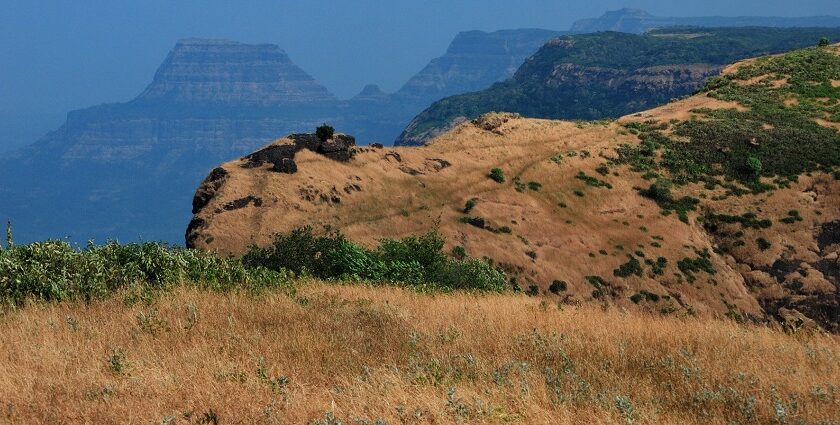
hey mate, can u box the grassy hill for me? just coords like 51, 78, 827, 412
395, 27, 840, 146
188, 43, 840, 333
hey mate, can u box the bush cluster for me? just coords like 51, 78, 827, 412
0, 240, 289, 306
242, 227, 506, 292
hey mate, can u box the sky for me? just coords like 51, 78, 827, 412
2, 0, 840, 152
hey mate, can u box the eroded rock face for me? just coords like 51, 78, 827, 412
192, 167, 229, 214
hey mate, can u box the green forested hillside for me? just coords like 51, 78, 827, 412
396, 28, 840, 146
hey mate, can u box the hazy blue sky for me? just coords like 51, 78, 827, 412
2, 0, 840, 151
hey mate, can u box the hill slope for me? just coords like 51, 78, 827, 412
188, 44, 840, 331
396, 28, 840, 146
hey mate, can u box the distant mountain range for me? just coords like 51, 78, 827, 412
0, 30, 563, 243
572, 8, 840, 33
395, 27, 840, 146
5, 9, 840, 244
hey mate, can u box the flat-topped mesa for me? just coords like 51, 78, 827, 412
135, 38, 336, 106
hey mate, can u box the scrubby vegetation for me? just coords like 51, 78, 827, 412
677, 250, 717, 283
0, 238, 289, 307
0, 227, 506, 308
242, 227, 506, 292
638, 179, 699, 223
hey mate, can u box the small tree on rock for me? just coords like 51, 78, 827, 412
819, 37, 830, 47
316, 124, 335, 142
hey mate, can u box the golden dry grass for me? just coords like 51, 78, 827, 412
1, 282, 838, 424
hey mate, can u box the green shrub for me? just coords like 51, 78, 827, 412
780, 210, 803, 224
745, 155, 763, 180
631, 290, 661, 304
489, 168, 505, 183
639, 179, 699, 223
244, 227, 505, 292
452, 246, 467, 260
614, 255, 643, 278
677, 250, 716, 283
527, 181, 542, 191
463, 198, 478, 214
549, 280, 567, 294
459, 216, 486, 229
757, 237, 773, 251
315, 124, 335, 142
575, 172, 612, 189
819, 37, 830, 47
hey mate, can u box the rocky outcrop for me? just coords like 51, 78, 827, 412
240, 133, 356, 171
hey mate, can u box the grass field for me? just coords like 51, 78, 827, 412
1, 281, 837, 424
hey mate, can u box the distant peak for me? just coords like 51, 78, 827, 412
352, 84, 389, 101
358, 84, 385, 95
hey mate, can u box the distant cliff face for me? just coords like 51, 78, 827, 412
395, 27, 840, 146
393, 29, 566, 102
572, 8, 840, 34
